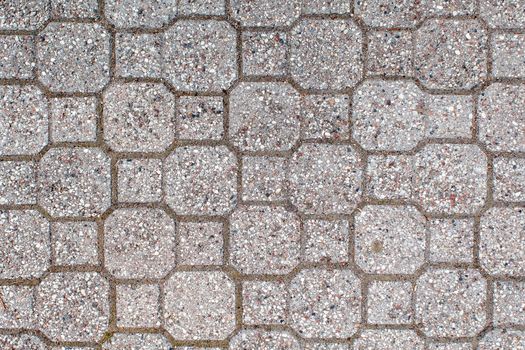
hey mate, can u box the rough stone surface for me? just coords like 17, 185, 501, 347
480, 1, 525, 28
0, 161, 37, 205
179, 0, 225, 15
366, 155, 414, 200
428, 219, 474, 263
176, 96, 224, 141
492, 33, 525, 78
115, 33, 162, 78
51, 0, 98, 18
0, 285, 36, 328
354, 330, 423, 349
303, 219, 349, 263
242, 31, 288, 76
355, 0, 419, 28
478, 329, 525, 350
300, 94, 349, 140
230, 0, 301, 27
0, 335, 47, 350
367, 30, 414, 77
0, 1, 50, 30
241, 156, 287, 201
493, 281, 525, 326
494, 157, 525, 202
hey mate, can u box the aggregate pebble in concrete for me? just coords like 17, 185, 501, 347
0, 0, 49, 30
241, 156, 287, 201
0, 285, 35, 328
51, 0, 98, 18
428, 219, 474, 263
366, 30, 414, 77
230, 0, 301, 27
0, 334, 47, 350
0, 161, 37, 205
493, 281, 525, 326
116, 284, 161, 328
117, 158, 163, 203
177, 222, 224, 265
303, 219, 349, 263
478, 329, 525, 350
242, 280, 288, 325
115, 33, 163, 79
300, 94, 349, 140
242, 31, 288, 76
176, 96, 224, 140
229, 330, 300, 350
353, 329, 423, 349
367, 281, 413, 324
493, 157, 525, 202
102, 333, 172, 350
0, 35, 35, 79
105, 0, 177, 29
50, 97, 98, 143
492, 33, 525, 78
51, 221, 98, 266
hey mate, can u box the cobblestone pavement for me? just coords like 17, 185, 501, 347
0, 0, 524, 349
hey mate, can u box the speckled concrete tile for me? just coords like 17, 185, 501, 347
0, 1, 524, 348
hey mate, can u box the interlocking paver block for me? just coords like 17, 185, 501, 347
52, 221, 98, 266
230, 330, 300, 350
366, 155, 414, 200
116, 284, 161, 328
242, 281, 288, 325
105, 0, 177, 29
420, 0, 476, 16
0, 35, 35, 79
421, 94, 473, 139
302, 0, 350, 14
354, 330, 423, 349
0, 161, 36, 205
230, 0, 301, 27
102, 333, 172, 350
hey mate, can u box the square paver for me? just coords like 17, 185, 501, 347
177, 222, 224, 265
52, 221, 98, 266
117, 158, 163, 203
50, 97, 98, 143
116, 284, 161, 328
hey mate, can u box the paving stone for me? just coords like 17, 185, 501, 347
0, 85, 48, 156
105, 0, 177, 28
164, 146, 237, 215
163, 20, 236, 92
241, 156, 287, 201
0, 210, 50, 279
104, 208, 176, 279
494, 281, 525, 326
229, 82, 300, 151
178, 222, 223, 265
291, 19, 363, 90
303, 344, 348, 350
479, 83, 525, 152
37, 23, 110, 93
116, 284, 161, 328
52, 221, 98, 266
302, 0, 350, 14
413, 144, 487, 215
480, 1, 525, 28
352, 80, 425, 151
355, 205, 425, 274
428, 219, 474, 263
494, 157, 525, 202
366, 155, 414, 200
102, 333, 172, 350
179, 0, 225, 15
0, 0, 50, 30
478, 329, 525, 350
50, 97, 98, 143
0, 161, 37, 205
51, 0, 98, 18
367, 31, 414, 77
176, 96, 224, 140
242, 280, 288, 325
104, 83, 174, 152
176, 348, 221, 350
492, 34, 525, 78
163, 271, 235, 340
0, 285, 35, 328
230, 0, 301, 27
415, 268, 487, 337
289, 269, 361, 339
117, 158, 163, 203
242, 31, 287, 76
354, 330, 423, 349
480, 207, 525, 276
38, 148, 111, 218
115, 33, 163, 78
52, 347, 96, 350
0, 335, 47, 350
354, 0, 419, 28
230, 330, 300, 350
420, 0, 476, 16
230, 205, 300, 274
427, 342, 472, 350
36, 272, 109, 342
415, 19, 488, 90
422, 94, 473, 139
303, 219, 349, 263
289, 144, 363, 214
0, 35, 35, 79
300, 94, 349, 140
367, 281, 413, 324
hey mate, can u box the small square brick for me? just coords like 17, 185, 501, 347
0, 285, 35, 328
494, 157, 525, 203
494, 281, 525, 326
367, 281, 413, 324
303, 219, 349, 263
0, 161, 37, 205
428, 219, 474, 263
301, 94, 349, 140
242, 156, 287, 201
242, 281, 288, 325
177, 222, 224, 265
117, 159, 162, 203
179, 0, 225, 15
116, 284, 161, 328
52, 221, 98, 266
367, 30, 413, 77
423, 94, 473, 139
242, 31, 287, 76
176, 96, 224, 140
115, 33, 162, 78
0, 35, 34, 79
492, 33, 525, 78
51, 0, 98, 18
50, 97, 98, 143
366, 155, 414, 200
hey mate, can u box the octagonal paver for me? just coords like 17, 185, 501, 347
479, 83, 525, 152
0, 85, 48, 156
163, 20, 237, 92
415, 19, 488, 90
355, 205, 426, 274
230, 330, 300, 350
103, 82, 175, 152
37, 23, 110, 93
0, 0, 49, 30
413, 144, 487, 215
416, 268, 487, 337
289, 269, 361, 339
163, 271, 235, 340
230, 205, 300, 275
288, 144, 363, 214
0, 210, 50, 279
36, 272, 109, 342
104, 208, 176, 279
0, 335, 47, 350
102, 333, 172, 350
352, 80, 426, 151
290, 19, 363, 90
230, 0, 301, 27
164, 146, 237, 215
38, 148, 111, 217
480, 207, 525, 277
105, 0, 177, 29
229, 82, 300, 151
354, 330, 424, 349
